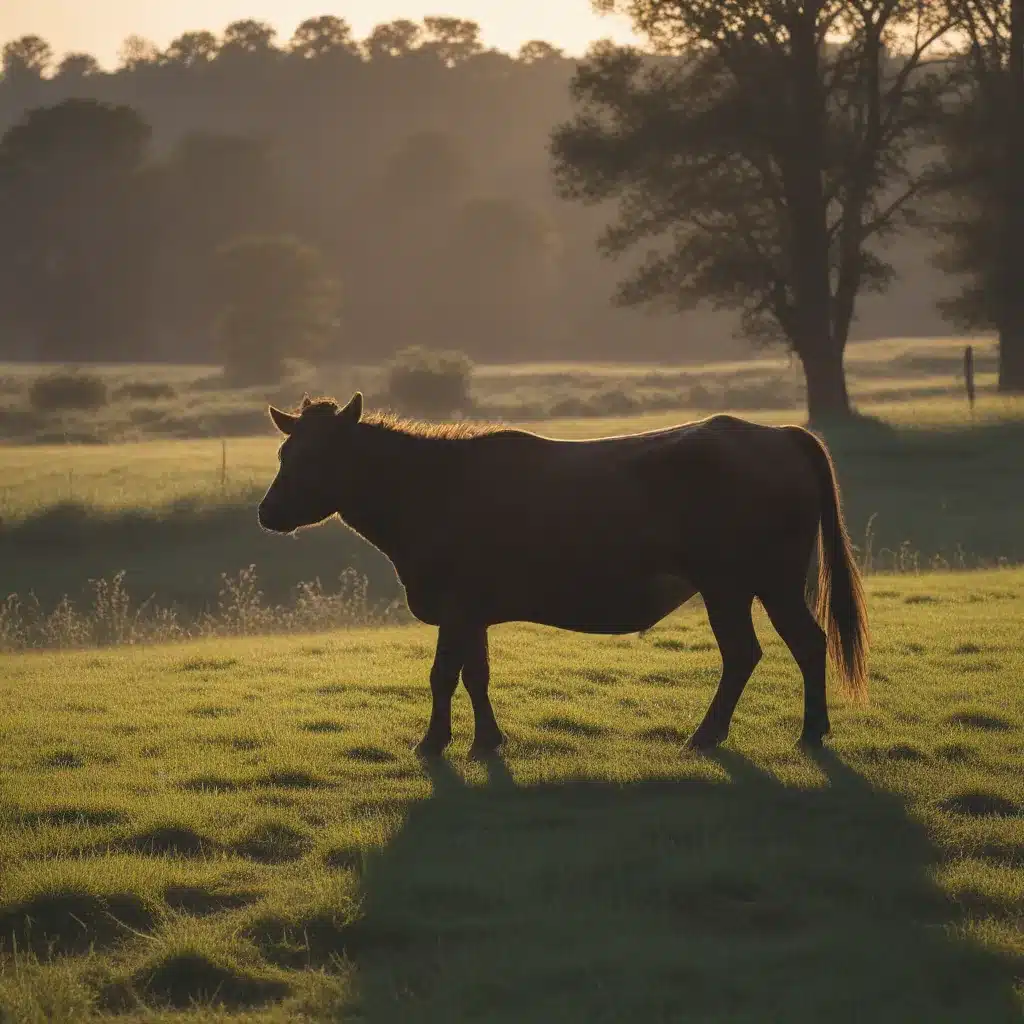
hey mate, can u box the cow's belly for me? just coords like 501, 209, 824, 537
486, 570, 698, 634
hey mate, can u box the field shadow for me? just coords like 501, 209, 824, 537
341, 751, 1021, 1023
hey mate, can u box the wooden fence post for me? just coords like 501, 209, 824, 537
963, 344, 975, 418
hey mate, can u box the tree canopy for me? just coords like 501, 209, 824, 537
553, 0, 954, 419
932, 0, 1024, 392
0, 10, 1007, 399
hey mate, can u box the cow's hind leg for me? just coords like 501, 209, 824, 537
416, 625, 465, 757
688, 590, 761, 750
759, 580, 830, 747
462, 628, 506, 758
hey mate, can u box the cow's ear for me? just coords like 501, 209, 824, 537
269, 406, 299, 435
338, 391, 363, 425
300, 393, 312, 411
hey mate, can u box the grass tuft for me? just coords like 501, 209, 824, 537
231, 822, 313, 865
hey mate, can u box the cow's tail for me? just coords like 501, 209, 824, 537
785, 426, 870, 701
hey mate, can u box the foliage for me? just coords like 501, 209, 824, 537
214, 235, 339, 384
421, 17, 484, 66
163, 31, 220, 67
363, 19, 424, 59
1, 36, 52, 81
54, 53, 101, 79
385, 345, 474, 417
289, 16, 359, 60
154, 132, 290, 340
28, 372, 108, 413
552, 1, 954, 419
931, 0, 1024, 392
0, 99, 154, 362
221, 20, 278, 57
0, 16, 972, 373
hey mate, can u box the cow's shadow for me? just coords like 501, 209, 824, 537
347, 748, 1020, 1023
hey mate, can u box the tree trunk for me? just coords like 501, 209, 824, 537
786, 10, 854, 424
1000, 0, 1024, 392
799, 340, 852, 425
998, 322, 1024, 391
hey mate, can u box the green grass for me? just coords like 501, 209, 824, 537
2, 404, 1022, 619
0, 337, 1021, 641
0, 335, 1017, 449
1, 571, 1023, 1020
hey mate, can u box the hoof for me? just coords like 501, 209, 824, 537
686, 729, 727, 752
414, 734, 451, 758
468, 732, 506, 761
797, 732, 829, 751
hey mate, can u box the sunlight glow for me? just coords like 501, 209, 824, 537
0, 1, 639, 69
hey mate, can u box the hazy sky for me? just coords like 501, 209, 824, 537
0, 2, 639, 68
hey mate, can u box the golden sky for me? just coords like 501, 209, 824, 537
0, 1, 638, 68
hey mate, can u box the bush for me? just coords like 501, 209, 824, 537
114, 380, 178, 401
385, 346, 473, 418
720, 375, 803, 410
588, 387, 639, 417
29, 371, 109, 413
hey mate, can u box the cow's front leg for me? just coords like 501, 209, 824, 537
415, 625, 464, 757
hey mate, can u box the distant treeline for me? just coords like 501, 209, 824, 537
0, 16, 956, 368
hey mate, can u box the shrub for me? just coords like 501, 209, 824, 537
720, 375, 803, 410
385, 346, 473, 418
588, 387, 639, 417
0, 566, 406, 652
28, 372, 109, 413
114, 380, 178, 401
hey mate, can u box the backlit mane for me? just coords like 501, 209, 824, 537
362, 409, 506, 441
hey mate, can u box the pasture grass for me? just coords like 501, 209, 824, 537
0, 335, 1016, 451
1, 570, 1023, 1021
2, 397, 1022, 618
0, 336, 1021, 642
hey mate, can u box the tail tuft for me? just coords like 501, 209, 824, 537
786, 426, 870, 701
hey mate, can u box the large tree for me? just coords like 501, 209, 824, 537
362, 20, 423, 60
0, 99, 155, 360
933, 1, 1024, 392
153, 133, 291, 357
214, 234, 339, 383
1, 35, 53, 107
421, 17, 485, 66
552, 1, 953, 422
289, 16, 360, 61
164, 31, 220, 68
1, 35, 53, 80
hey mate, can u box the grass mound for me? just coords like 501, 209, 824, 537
118, 824, 217, 858
162, 884, 262, 917
940, 791, 1021, 818
17, 807, 126, 828
115, 950, 289, 1011
0, 890, 156, 957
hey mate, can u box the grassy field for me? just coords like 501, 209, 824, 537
2, 386, 1023, 622
1, 570, 1023, 1021
0, 335, 1015, 449
0, 338, 1020, 605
